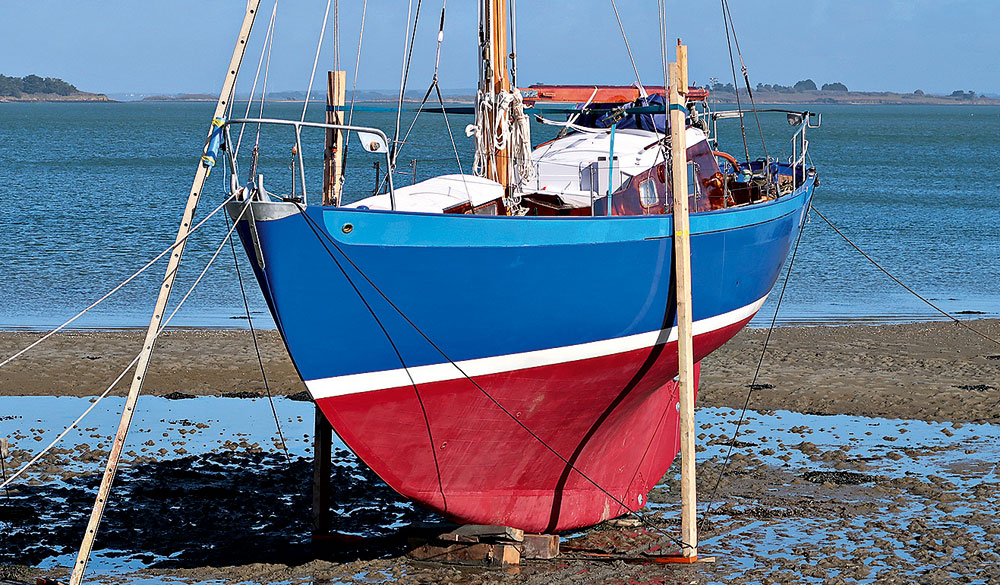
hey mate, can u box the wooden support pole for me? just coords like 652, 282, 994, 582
323, 70, 347, 206
67, 4, 262, 584
669, 41, 698, 559
312, 405, 333, 536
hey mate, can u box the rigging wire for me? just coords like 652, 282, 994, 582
254, 5, 277, 148
301, 0, 334, 123
655, 0, 672, 170
720, 0, 750, 163
658, 0, 669, 93
234, 1, 278, 159
697, 202, 810, 533
391, 0, 420, 169
332, 0, 340, 74
395, 0, 466, 177
507, 0, 518, 89
346, 0, 369, 128
341, 0, 369, 182
609, 0, 646, 95
0, 197, 256, 492
721, 0, 768, 162
0, 195, 237, 372
291, 205, 689, 549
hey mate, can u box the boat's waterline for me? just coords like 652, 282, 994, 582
306, 293, 768, 399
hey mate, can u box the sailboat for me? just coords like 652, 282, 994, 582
220, 1, 819, 533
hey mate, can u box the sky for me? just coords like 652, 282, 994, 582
2, 1, 997, 96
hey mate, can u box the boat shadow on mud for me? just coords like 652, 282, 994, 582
1, 450, 440, 569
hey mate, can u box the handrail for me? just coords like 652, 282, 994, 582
222, 117, 397, 209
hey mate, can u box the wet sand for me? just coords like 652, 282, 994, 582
2, 319, 998, 421
2, 320, 1000, 584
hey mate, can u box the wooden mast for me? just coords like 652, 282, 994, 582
323, 70, 347, 206
669, 41, 698, 560
491, 0, 510, 192
480, 0, 512, 197
67, 3, 262, 584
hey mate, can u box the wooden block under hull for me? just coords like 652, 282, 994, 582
521, 534, 560, 559
408, 541, 520, 566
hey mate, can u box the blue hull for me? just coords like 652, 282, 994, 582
229, 178, 814, 531
231, 178, 813, 391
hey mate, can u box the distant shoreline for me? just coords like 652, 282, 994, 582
0, 92, 110, 103
4, 91, 1000, 106
706, 88, 1000, 106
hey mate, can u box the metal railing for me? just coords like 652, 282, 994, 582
708, 108, 821, 187
790, 112, 821, 185
222, 118, 397, 209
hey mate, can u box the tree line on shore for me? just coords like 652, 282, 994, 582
0, 74, 79, 98
708, 78, 980, 99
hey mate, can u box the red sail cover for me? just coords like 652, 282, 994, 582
521, 84, 709, 106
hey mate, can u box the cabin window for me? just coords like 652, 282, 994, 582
639, 178, 659, 208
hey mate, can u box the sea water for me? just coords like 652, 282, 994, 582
0, 102, 997, 329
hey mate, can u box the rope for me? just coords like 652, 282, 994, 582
0, 198, 255, 492
699, 201, 1000, 529
609, 0, 645, 95
291, 204, 449, 508
0, 195, 237, 372
224, 210, 292, 464
292, 205, 688, 549
436, 85, 467, 178
0, 354, 140, 492
301, 0, 334, 123
813, 207, 1000, 347
698, 201, 810, 532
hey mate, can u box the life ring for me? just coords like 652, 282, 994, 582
713, 150, 741, 171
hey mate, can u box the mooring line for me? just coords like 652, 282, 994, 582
698, 203, 810, 533
0, 194, 237, 372
291, 205, 450, 511
293, 206, 688, 549
813, 207, 1000, 347
0, 198, 254, 492
224, 210, 292, 464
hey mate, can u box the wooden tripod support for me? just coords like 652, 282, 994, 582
67, 3, 262, 583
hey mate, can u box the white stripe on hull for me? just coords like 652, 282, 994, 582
307, 294, 767, 399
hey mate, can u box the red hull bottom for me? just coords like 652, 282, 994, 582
316, 318, 749, 533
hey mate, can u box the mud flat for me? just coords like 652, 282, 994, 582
2, 397, 998, 585
1, 319, 998, 421
1, 319, 999, 584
